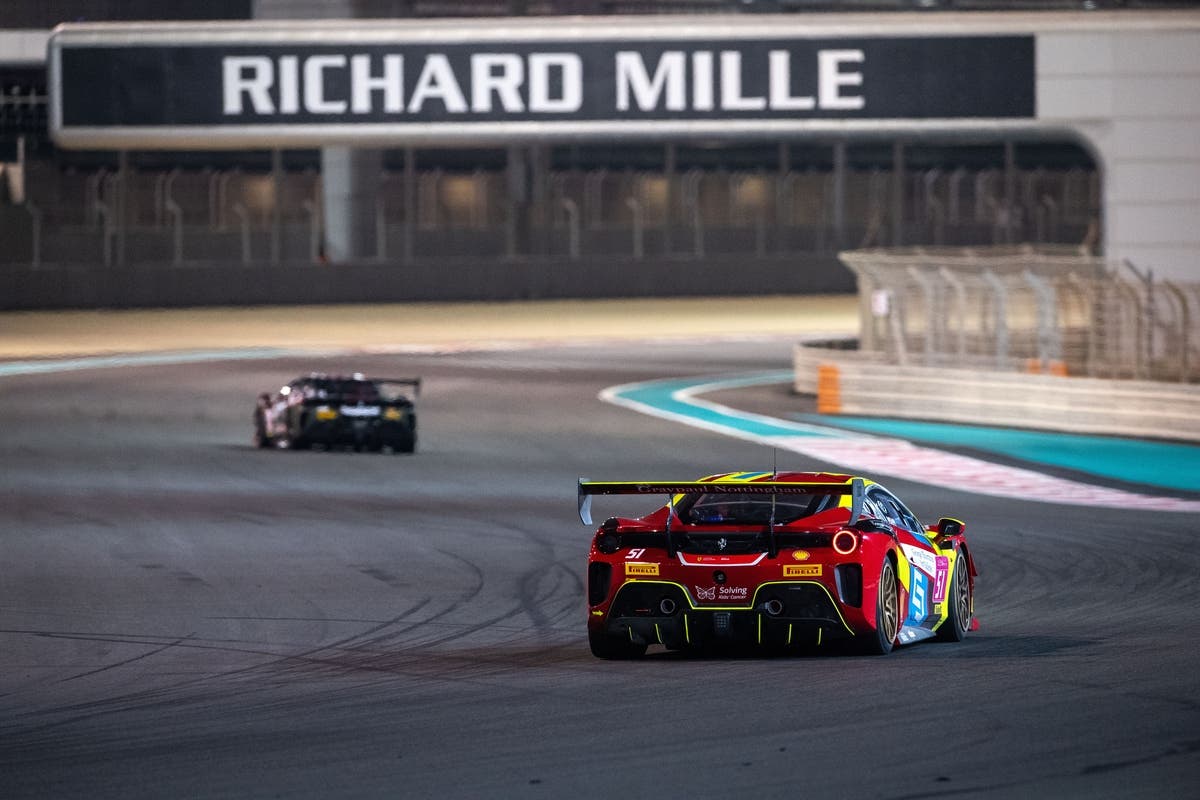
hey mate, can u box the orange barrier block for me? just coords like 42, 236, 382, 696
817, 364, 842, 415
1025, 358, 1069, 376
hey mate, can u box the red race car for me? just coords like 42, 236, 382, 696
578, 471, 976, 659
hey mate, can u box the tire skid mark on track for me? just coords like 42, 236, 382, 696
267, 548, 492, 668
275, 595, 437, 662
0, 632, 363, 734
303, 515, 586, 660
55, 634, 198, 684
1, 585, 450, 732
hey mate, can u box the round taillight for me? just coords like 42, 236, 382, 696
596, 532, 620, 554
832, 529, 858, 555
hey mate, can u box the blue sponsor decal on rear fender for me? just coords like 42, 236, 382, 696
907, 570, 928, 625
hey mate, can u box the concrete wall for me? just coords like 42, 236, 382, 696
1038, 21, 1200, 283
0, 252, 852, 310
794, 342, 1200, 443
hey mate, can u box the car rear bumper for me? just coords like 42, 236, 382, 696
593, 580, 857, 649
302, 418, 414, 447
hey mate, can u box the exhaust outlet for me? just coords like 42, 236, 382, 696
763, 598, 785, 617
659, 597, 678, 615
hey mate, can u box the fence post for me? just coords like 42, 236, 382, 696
166, 198, 183, 266
923, 169, 943, 245
505, 199, 518, 260
96, 200, 113, 268
682, 170, 704, 257
86, 169, 106, 228
375, 190, 387, 262
270, 150, 282, 266
561, 197, 580, 260
938, 266, 968, 361
216, 171, 232, 230
906, 266, 937, 366
981, 269, 1008, 369
1122, 260, 1154, 379
626, 197, 643, 260
163, 169, 182, 266
208, 170, 220, 229
1023, 269, 1062, 369
233, 203, 251, 264
755, 211, 767, 257
26, 202, 40, 268
153, 172, 166, 228
584, 168, 607, 230
303, 200, 320, 264
1161, 281, 1191, 382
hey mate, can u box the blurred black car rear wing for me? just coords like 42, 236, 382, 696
371, 378, 421, 397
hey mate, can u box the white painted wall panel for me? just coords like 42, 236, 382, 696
1114, 33, 1200, 73
1109, 205, 1200, 244
1108, 163, 1200, 203
1037, 23, 1200, 282
1109, 120, 1200, 159
1037, 33, 1115, 75
1113, 78, 1200, 118
1102, 245, 1200, 280
1038, 77, 1113, 119
0, 30, 50, 65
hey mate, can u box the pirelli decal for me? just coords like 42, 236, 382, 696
783, 564, 822, 578
625, 562, 660, 577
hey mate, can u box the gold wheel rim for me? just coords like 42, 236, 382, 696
955, 559, 971, 632
880, 562, 898, 643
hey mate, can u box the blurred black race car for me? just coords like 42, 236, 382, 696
254, 373, 420, 453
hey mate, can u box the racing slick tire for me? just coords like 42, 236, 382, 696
253, 411, 272, 449
860, 557, 899, 656
278, 413, 311, 451
936, 551, 972, 643
589, 629, 647, 660
277, 427, 310, 451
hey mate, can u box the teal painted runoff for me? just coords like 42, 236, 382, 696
612, 373, 843, 439
796, 414, 1200, 493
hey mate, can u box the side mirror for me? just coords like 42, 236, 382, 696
936, 517, 964, 537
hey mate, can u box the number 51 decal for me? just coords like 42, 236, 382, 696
625, 548, 646, 559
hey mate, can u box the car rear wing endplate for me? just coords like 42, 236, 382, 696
577, 478, 865, 526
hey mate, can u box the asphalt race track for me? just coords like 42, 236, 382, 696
2, 336, 1199, 799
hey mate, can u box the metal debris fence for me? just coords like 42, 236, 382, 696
840, 246, 1200, 383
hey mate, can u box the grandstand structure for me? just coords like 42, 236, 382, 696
1, 1, 1198, 309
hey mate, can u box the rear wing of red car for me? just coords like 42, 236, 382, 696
577, 478, 865, 527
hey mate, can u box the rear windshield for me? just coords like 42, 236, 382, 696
679, 492, 834, 526
308, 380, 380, 402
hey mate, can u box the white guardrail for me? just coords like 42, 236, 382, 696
793, 343, 1200, 443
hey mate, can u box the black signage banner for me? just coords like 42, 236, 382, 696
53, 35, 1035, 146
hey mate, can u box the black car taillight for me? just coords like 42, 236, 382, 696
588, 562, 612, 606
596, 532, 621, 554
